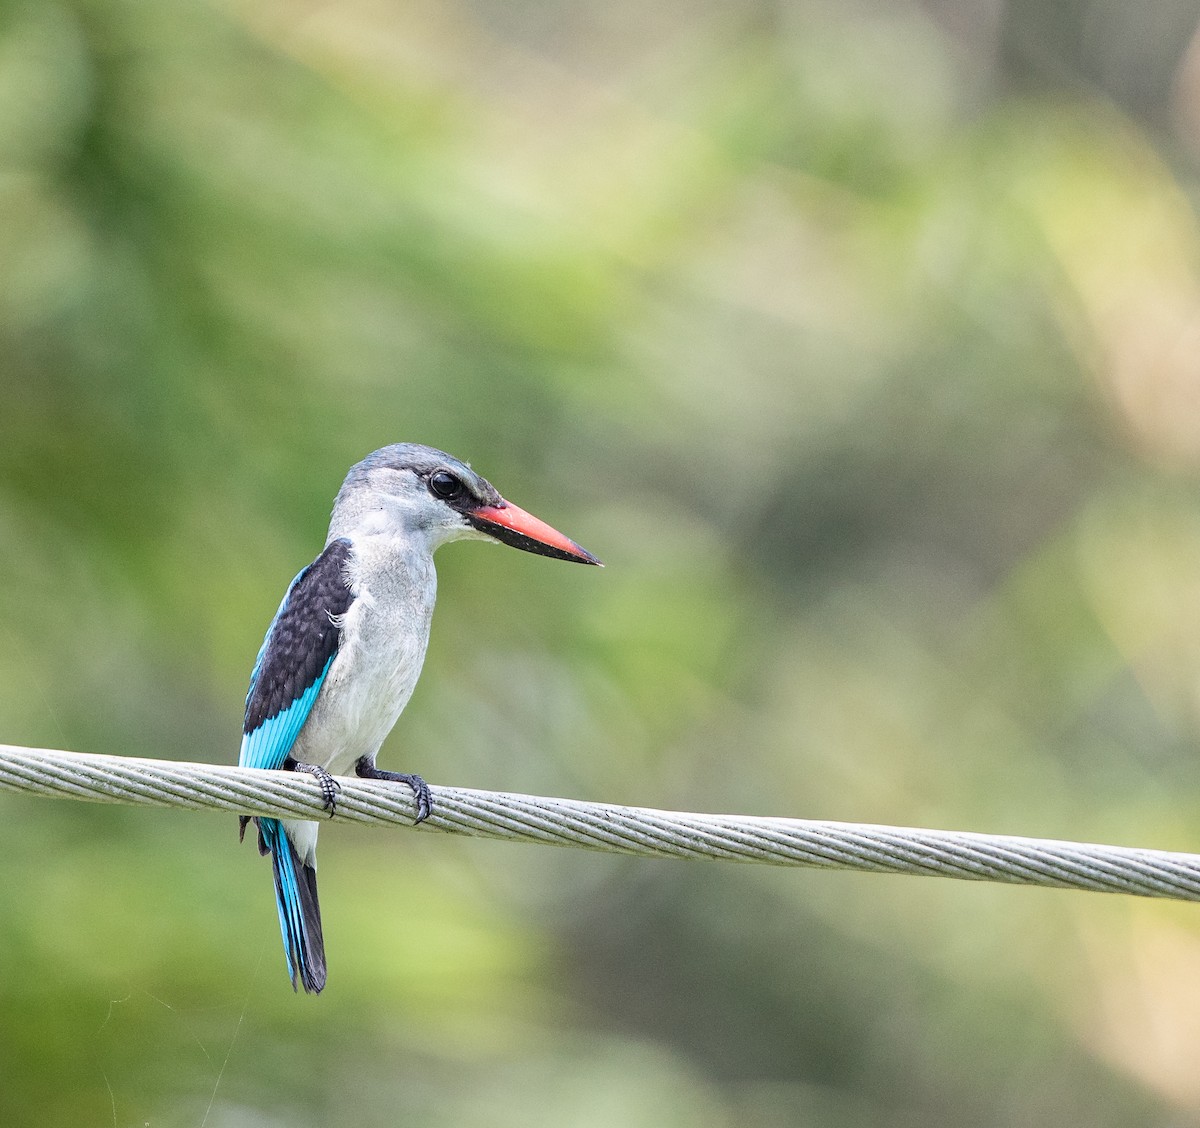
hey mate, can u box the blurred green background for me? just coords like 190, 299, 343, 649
5, 0, 1200, 1123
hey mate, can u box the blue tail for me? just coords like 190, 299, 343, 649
258, 817, 326, 993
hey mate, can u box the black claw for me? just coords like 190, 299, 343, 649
236, 814, 271, 855
355, 759, 433, 824
286, 758, 342, 816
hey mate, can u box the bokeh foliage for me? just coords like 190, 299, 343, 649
4, 0, 1200, 1124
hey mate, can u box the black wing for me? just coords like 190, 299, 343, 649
240, 538, 354, 766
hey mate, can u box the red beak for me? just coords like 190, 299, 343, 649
466, 500, 602, 566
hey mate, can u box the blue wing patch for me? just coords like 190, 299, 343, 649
239, 677, 328, 771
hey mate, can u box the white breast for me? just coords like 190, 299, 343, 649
291, 536, 438, 777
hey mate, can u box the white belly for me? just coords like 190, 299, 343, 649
291, 542, 436, 777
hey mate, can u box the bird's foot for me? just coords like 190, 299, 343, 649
286, 758, 341, 816
355, 759, 433, 824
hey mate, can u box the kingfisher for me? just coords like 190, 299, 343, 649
239, 443, 600, 993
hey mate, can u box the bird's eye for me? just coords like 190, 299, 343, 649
429, 470, 464, 500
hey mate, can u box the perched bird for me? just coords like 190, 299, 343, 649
239, 443, 600, 993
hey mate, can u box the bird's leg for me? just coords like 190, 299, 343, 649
354, 757, 433, 824
285, 757, 341, 816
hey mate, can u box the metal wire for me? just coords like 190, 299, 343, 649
2, 742, 1199, 900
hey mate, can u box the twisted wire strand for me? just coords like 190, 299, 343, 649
2, 743, 1199, 901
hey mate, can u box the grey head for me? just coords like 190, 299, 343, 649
329, 443, 601, 565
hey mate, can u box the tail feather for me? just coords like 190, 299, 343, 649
258, 817, 326, 993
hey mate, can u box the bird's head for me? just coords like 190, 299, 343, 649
331, 443, 601, 565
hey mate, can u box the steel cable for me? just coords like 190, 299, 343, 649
1, 743, 1198, 900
